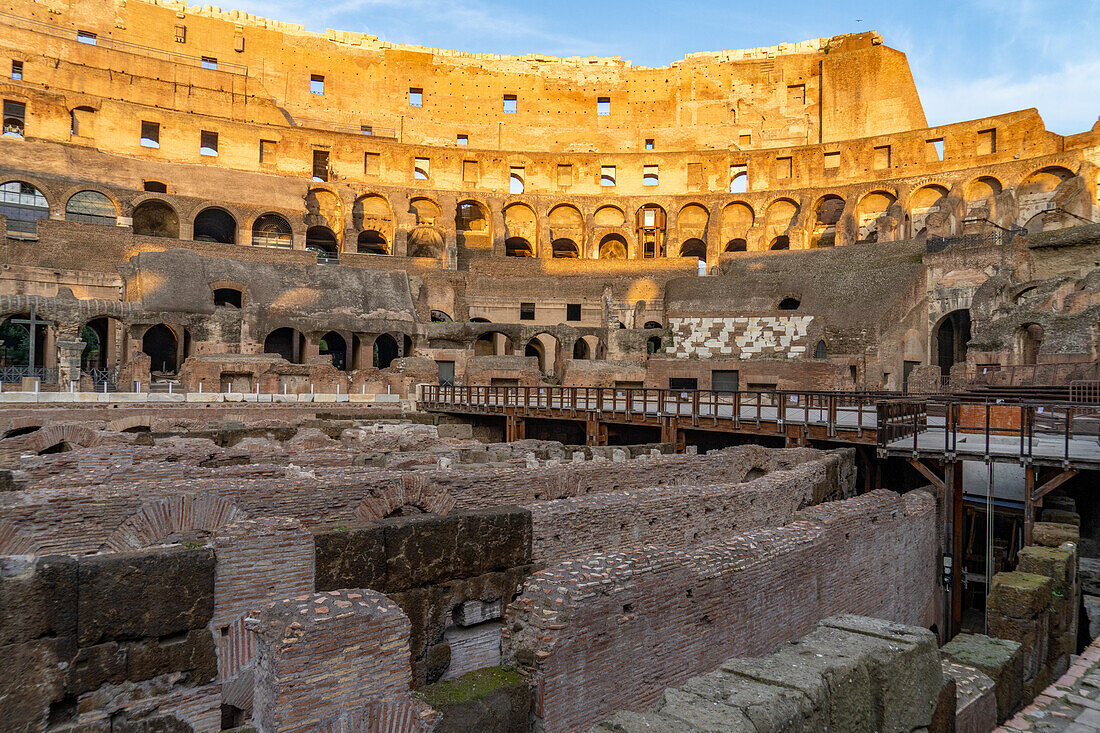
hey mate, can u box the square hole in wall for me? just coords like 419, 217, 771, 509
259, 139, 276, 165
775, 157, 792, 179
310, 74, 324, 95
409, 88, 423, 107
414, 157, 430, 180
927, 138, 945, 161
566, 303, 581, 321
503, 94, 517, 113
873, 145, 891, 169
11, 61, 22, 80
520, 302, 535, 320
823, 151, 840, 169
597, 96, 610, 116
463, 159, 478, 183
977, 128, 996, 155
457, 134, 468, 145
364, 152, 380, 175
557, 163, 572, 187
140, 121, 159, 148
199, 130, 218, 157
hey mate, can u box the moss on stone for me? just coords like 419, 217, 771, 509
417, 666, 525, 709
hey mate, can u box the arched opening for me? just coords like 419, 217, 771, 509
778, 297, 801, 311
680, 238, 708, 275
65, 190, 116, 226
132, 200, 179, 238
636, 205, 666, 258
814, 340, 828, 359
935, 310, 972, 375
510, 173, 524, 194
598, 234, 628, 260
142, 324, 179, 374
81, 317, 110, 370
1020, 323, 1044, 365
965, 176, 1003, 202
373, 333, 400, 369
251, 213, 292, 248
319, 331, 348, 370
552, 239, 579, 258
264, 327, 305, 364
470, 318, 490, 323
644, 321, 662, 329
0, 314, 50, 370
506, 237, 534, 257
407, 225, 444, 258
474, 331, 511, 356
0, 181, 49, 235
770, 236, 790, 250
572, 339, 590, 360
213, 287, 242, 308
646, 335, 663, 355
306, 226, 338, 257
193, 207, 236, 244
525, 339, 545, 371
725, 238, 747, 252
430, 310, 452, 323
357, 230, 388, 254
811, 194, 845, 248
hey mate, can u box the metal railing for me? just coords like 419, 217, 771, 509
0, 11, 249, 75
878, 397, 1100, 466
1070, 380, 1100, 403
926, 231, 1013, 253
421, 385, 898, 437
0, 365, 58, 383
83, 367, 119, 391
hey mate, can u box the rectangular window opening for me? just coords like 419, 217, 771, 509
11, 61, 22, 80
686, 162, 703, 189
729, 164, 748, 193
600, 165, 616, 187
462, 159, 478, 184
457, 134, 468, 146
77, 31, 97, 46
557, 163, 572, 187
873, 145, 891, 170
597, 96, 610, 116
787, 84, 806, 105
738, 133, 751, 147
259, 139, 276, 165
200, 56, 217, 70
823, 151, 840, 170
200, 130, 218, 157
927, 138, 945, 161
360, 125, 373, 135
566, 303, 581, 322
643, 164, 659, 187
3, 100, 25, 138
510, 166, 525, 194
977, 128, 996, 155
645, 138, 654, 150
140, 120, 160, 148
364, 152, 380, 175
414, 157, 430, 180
520, 302, 535, 321
409, 88, 423, 107
503, 94, 517, 114
174, 25, 186, 43
310, 74, 324, 95
776, 156, 792, 180
312, 149, 329, 182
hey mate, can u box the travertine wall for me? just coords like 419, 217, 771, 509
666, 315, 814, 359
529, 448, 853, 561
502, 489, 937, 733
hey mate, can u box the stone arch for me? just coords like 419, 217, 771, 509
1018, 166, 1074, 196
964, 176, 1003, 202
455, 199, 490, 249
907, 185, 949, 237
855, 190, 898, 242
193, 206, 237, 244
725, 238, 748, 252
103, 495, 249, 552
720, 201, 754, 243
27, 423, 101, 453
357, 229, 388, 255
505, 237, 535, 258
551, 238, 579, 258
474, 331, 512, 356
132, 199, 179, 239
0, 519, 38, 555
264, 327, 306, 364
593, 205, 626, 228
810, 194, 845, 248
0, 180, 49, 236
598, 233, 628, 260
305, 226, 338, 256
304, 187, 344, 235
65, 190, 118, 226
504, 203, 538, 250
410, 197, 443, 226
251, 213, 293, 248
762, 198, 800, 247
677, 203, 710, 239
355, 475, 456, 520
353, 193, 394, 242
106, 414, 155, 433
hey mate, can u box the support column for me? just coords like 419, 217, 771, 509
506, 413, 525, 442
1025, 465, 1036, 546
585, 417, 607, 447
944, 460, 964, 639
56, 339, 84, 391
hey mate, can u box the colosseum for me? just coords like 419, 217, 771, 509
1, 1, 1099, 732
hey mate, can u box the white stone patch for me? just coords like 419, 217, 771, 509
667, 316, 815, 360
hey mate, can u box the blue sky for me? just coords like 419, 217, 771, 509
232, 0, 1100, 135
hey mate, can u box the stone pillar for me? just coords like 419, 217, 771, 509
250, 589, 418, 732
987, 571, 1052, 701
56, 339, 84, 391
491, 206, 507, 257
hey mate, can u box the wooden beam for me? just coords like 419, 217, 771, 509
1033, 469, 1078, 502
908, 459, 945, 492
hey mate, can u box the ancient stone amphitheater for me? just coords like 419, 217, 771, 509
1, 1, 1099, 732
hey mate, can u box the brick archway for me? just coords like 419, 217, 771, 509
354, 474, 456, 521
103, 494, 248, 551
28, 423, 101, 453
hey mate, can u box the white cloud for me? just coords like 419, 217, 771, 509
918, 57, 1100, 135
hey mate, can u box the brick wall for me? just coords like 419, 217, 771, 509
502, 489, 938, 733
529, 448, 854, 561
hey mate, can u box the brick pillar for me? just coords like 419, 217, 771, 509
250, 589, 418, 732
56, 339, 83, 391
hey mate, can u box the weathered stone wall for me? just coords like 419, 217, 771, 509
0, 547, 220, 732
529, 448, 854, 561
501, 489, 937, 733
594, 615, 943, 733
666, 315, 814, 359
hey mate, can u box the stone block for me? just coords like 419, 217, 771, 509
437, 423, 473, 439
941, 634, 1023, 723
1033, 521, 1079, 548
0, 554, 77, 645
67, 641, 127, 695
124, 628, 217, 684
77, 547, 215, 646
987, 613, 1048, 680
1041, 508, 1080, 526
986, 572, 1052, 619
418, 666, 532, 733
941, 660, 996, 733
313, 524, 387, 592
0, 637, 70, 732
1017, 545, 1074, 594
